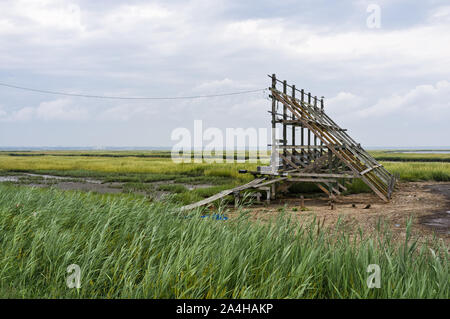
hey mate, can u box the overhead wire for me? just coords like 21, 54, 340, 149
0, 82, 266, 100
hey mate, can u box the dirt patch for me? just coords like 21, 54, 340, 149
420, 184, 450, 235
229, 182, 450, 244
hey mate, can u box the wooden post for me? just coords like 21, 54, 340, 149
291, 85, 296, 158
320, 97, 324, 156
271, 183, 276, 200
300, 195, 305, 209
271, 74, 277, 172
314, 96, 318, 159
283, 80, 287, 169
234, 191, 240, 208
307, 93, 311, 162
328, 148, 333, 198
300, 89, 304, 161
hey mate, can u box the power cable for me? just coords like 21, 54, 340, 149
0, 82, 266, 100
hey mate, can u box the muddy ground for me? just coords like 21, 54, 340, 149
229, 181, 450, 245
0, 173, 212, 199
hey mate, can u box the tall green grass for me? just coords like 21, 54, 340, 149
383, 162, 450, 181
0, 185, 447, 298
370, 151, 450, 163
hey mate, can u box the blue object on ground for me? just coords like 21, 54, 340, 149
201, 214, 228, 220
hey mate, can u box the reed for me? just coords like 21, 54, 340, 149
0, 185, 447, 298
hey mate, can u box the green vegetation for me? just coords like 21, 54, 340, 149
1, 150, 450, 205
384, 162, 450, 181
157, 184, 188, 193
370, 150, 450, 163
0, 184, 447, 298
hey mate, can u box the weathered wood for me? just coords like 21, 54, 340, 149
289, 172, 358, 179
270, 88, 391, 202
253, 177, 288, 188
292, 85, 296, 157
360, 164, 382, 176
316, 183, 336, 199
260, 74, 394, 203
273, 145, 328, 149
289, 178, 338, 183
271, 74, 277, 173
337, 182, 348, 191
279, 153, 302, 171
181, 178, 266, 211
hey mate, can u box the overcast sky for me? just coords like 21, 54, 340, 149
0, 0, 449, 148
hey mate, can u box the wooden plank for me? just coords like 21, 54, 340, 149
316, 183, 336, 199
279, 153, 303, 170
273, 145, 328, 149
285, 149, 308, 168
253, 177, 287, 188
360, 164, 382, 176
337, 182, 348, 191
288, 172, 358, 179
180, 178, 266, 211
289, 178, 337, 183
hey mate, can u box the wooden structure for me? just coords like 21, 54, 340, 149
251, 74, 396, 203
181, 74, 395, 211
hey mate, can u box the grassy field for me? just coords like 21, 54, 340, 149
0, 184, 447, 298
0, 150, 449, 298
1, 150, 450, 202
369, 150, 450, 163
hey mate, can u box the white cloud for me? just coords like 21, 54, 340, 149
0, 99, 88, 122
428, 5, 450, 23
2, 107, 35, 122
0, 0, 85, 33
99, 103, 159, 121
328, 80, 450, 121
35, 99, 88, 121
0, 0, 449, 146
326, 92, 365, 117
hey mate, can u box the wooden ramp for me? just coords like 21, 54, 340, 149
181, 178, 266, 211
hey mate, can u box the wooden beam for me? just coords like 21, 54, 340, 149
279, 153, 303, 170
288, 172, 358, 179
253, 177, 288, 188
289, 178, 338, 183
316, 183, 336, 199
360, 164, 382, 176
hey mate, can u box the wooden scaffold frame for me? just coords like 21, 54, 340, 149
181, 74, 396, 211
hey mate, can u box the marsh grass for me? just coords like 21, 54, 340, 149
370, 151, 450, 162
1, 152, 450, 207
383, 162, 450, 181
0, 184, 447, 298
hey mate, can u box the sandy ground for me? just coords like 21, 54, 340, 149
229, 182, 450, 245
